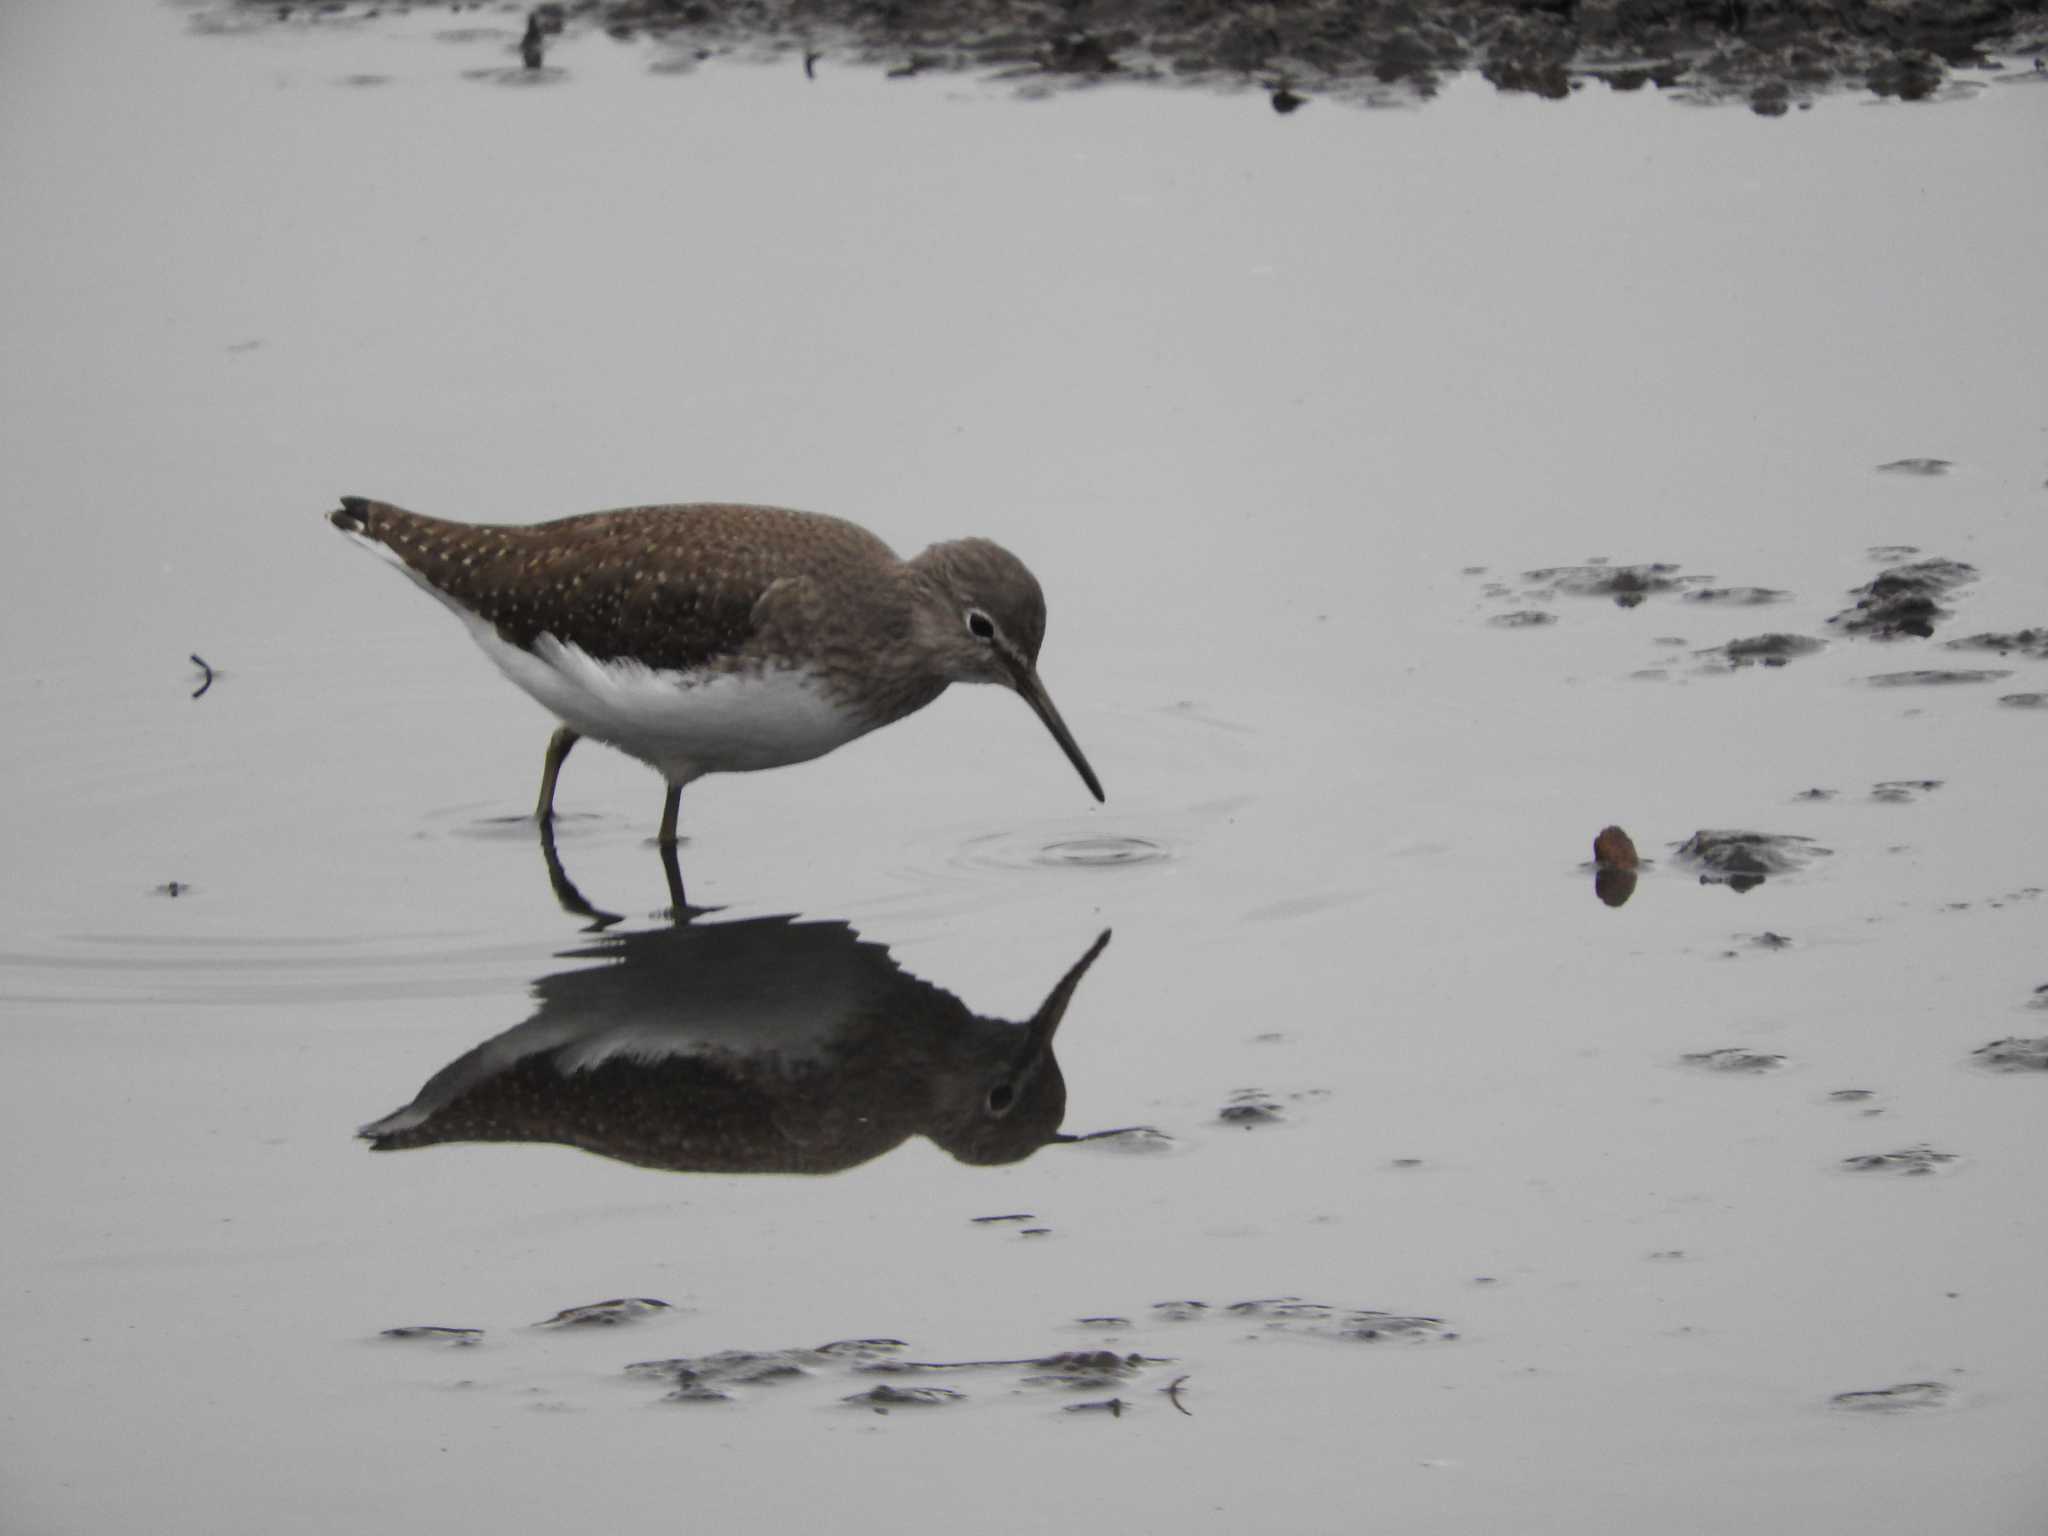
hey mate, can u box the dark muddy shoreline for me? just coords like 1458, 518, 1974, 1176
207, 0, 2048, 114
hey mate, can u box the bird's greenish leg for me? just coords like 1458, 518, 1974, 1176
536, 726, 580, 825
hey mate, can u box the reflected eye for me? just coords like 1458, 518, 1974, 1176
966, 609, 996, 641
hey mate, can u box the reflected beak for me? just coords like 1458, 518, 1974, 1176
1025, 928, 1112, 1054
1004, 653, 1106, 803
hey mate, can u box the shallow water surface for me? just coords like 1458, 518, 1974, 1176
2, 4, 2046, 1533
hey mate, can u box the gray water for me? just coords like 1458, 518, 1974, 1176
3, 4, 2046, 1532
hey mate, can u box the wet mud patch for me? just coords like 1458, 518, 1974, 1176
1997, 692, 2048, 708
1870, 779, 1942, 803
536, 1297, 676, 1327
188, 0, 2048, 114
1864, 668, 2011, 687
1519, 561, 1699, 608
1695, 633, 1824, 669
630, 1338, 1180, 1411
1840, 1144, 1959, 1176
1969, 1036, 2048, 1072
1488, 609, 1557, 629
1713, 929, 1793, 956
1683, 586, 1791, 606
1216, 1087, 1329, 1127
1680, 1047, 1788, 1073
1944, 629, 2048, 659
1671, 830, 1830, 890
1874, 458, 1954, 476
1221, 1297, 1456, 1343
380, 1325, 485, 1346
1830, 1380, 1955, 1413
1828, 558, 1976, 640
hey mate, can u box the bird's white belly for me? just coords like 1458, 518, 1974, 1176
464, 616, 867, 781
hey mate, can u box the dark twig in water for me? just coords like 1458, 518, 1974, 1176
189, 654, 215, 699
1165, 1374, 1193, 1415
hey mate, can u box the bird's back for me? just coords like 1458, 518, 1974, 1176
331, 497, 904, 673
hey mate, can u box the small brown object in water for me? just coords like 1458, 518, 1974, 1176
1593, 826, 1639, 870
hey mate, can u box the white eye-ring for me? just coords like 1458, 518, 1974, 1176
966, 609, 996, 640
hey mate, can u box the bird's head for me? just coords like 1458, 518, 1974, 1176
909, 538, 1104, 803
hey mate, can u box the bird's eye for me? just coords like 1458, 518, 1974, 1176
966, 609, 996, 641
986, 1082, 1016, 1114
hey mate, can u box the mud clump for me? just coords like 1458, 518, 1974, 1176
1970, 1036, 2048, 1072
1592, 825, 1638, 907
1593, 826, 1639, 871
1841, 1144, 1958, 1176
1672, 830, 1830, 891
1827, 558, 1976, 640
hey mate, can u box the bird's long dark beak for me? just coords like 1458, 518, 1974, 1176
1005, 654, 1105, 803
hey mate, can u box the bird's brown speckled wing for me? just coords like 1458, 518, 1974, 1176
332, 497, 893, 673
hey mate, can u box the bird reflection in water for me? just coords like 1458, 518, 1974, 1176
360, 831, 1115, 1173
